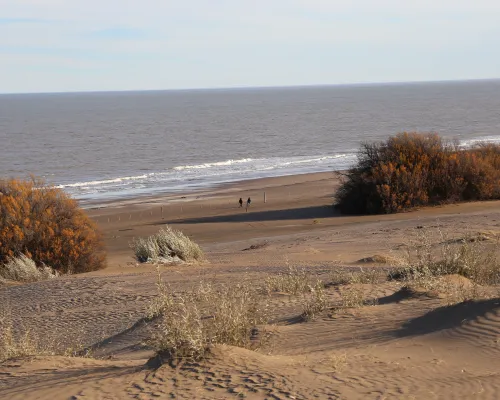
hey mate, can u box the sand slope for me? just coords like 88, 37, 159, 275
2, 173, 500, 399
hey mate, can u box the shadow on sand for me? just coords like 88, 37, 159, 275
397, 298, 500, 337
165, 205, 339, 225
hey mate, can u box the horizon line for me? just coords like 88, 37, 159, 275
1, 77, 499, 96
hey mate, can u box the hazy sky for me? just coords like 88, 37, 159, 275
1, 0, 500, 93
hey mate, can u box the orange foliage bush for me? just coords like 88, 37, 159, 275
0, 177, 106, 273
335, 133, 500, 214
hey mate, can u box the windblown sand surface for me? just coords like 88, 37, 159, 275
2, 172, 500, 399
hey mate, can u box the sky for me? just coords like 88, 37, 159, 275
1, 0, 500, 93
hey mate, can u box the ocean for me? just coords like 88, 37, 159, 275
1, 80, 500, 203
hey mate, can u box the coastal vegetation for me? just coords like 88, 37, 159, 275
131, 226, 203, 264
0, 177, 106, 279
148, 274, 269, 362
335, 132, 500, 214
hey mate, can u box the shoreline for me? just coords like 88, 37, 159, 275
82, 171, 339, 209
86, 170, 500, 271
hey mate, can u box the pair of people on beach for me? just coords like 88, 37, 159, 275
239, 197, 251, 211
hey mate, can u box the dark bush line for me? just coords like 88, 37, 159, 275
335, 133, 500, 215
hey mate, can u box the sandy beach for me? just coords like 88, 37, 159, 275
3, 171, 500, 399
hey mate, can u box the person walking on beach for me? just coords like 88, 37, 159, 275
239, 198, 243, 208
246, 197, 251, 212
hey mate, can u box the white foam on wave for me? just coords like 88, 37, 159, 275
173, 158, 254, 171
60, 153, 358, 199
459, 135, 500, 148
56, 173, 151, 188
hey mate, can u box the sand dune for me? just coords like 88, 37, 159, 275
2, 172, 500, 399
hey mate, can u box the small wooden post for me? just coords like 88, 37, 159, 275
161, 206, 164, 219
264, 191, 267, 203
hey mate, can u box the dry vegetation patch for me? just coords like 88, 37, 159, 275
0, 306, 91, 362
131, 226, 203, 264
329, 267, 387, 286
300, 281, 328, 321
335, 132, 500, 214
147, 272, 270, 363
0, 254, 58, 283
265, 266, 314, 295
390, 228, 500, 285
388, 227, 500, 304
0, 177, 106, 275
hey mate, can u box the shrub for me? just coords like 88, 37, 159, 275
0, 313, 41, 362
131, 226, 203, 263
0, 254, 58, 282
389, 228, 500, 285
0, 177, 105, 274
301, 281, 327, 321
0, 306, 92, 362
148, 278, 269, 361
335, 133, 500, 214
329, 267, 387, 286
264, 266, 313, 295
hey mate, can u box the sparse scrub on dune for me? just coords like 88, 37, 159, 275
301, 281, 328, 321
264, 266, 313, 295
148, 274, 269, 362
390, 228, 500, 286
338, 285, 366, 309
388, 227, 500, 303
132, 226, 203, 264
335, 132, 500, 215
0, 313, 42, 362
0, 309, 91, 362
0, 254, 58, 283
329, 266, 387, 286
0, 177, 106, 275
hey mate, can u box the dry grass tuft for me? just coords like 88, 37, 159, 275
301, 281, 328, 321
338, 285, 366, 309
0, 254, 58, 283
388, 227, 500, 304
0, 306, 93, 362
390, 228, 500, 286
321, 353, 348, 372
131, 226, 203, 264
0, 314, 42, 362
148, 272, 269, 362
329, 267, 386, 286
265, 266, 313, 295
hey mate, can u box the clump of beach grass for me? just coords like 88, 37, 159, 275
389, 227, 500, 285
339, 285, 366, 309
301, 281, 328, 321
0, 314, 42, 362
0, 254, 58, 283
329, 266, 386, 286
147, 273, 270, 362
388, 227, 500, 304
131, 226, 203, 264
264, 265, 314, 295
